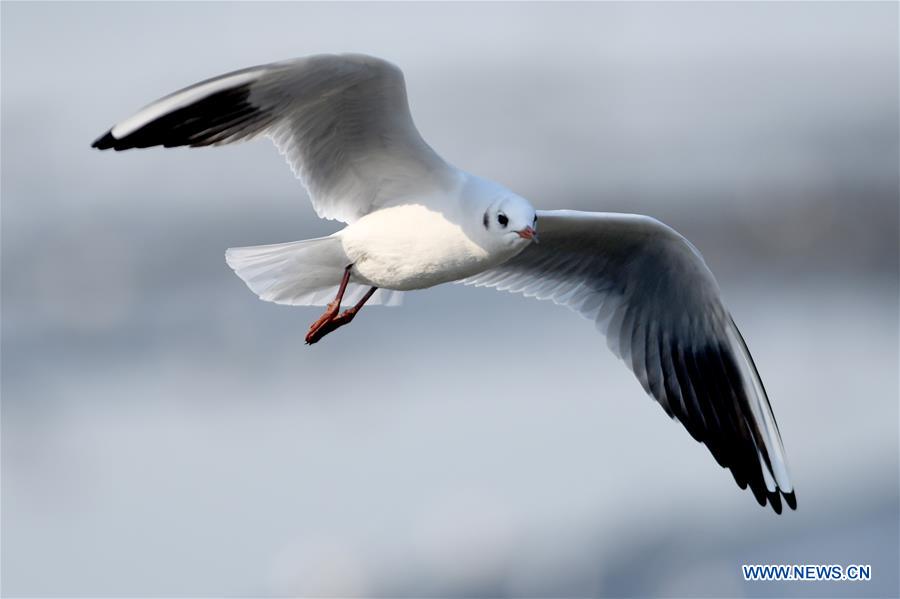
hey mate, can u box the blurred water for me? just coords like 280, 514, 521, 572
2, 2, 898, 597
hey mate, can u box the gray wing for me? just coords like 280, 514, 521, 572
464, 210, 795, 513
92, 54, 454, 223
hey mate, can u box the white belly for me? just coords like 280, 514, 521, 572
338, 204, 509, 290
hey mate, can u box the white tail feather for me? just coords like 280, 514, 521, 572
225, 236, 403, 307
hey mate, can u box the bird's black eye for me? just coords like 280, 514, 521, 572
533, 215, 538, 225
497, 213, 508, 227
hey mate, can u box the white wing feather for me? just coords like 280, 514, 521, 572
93, 54, 456, 223
464, 210, 795, 512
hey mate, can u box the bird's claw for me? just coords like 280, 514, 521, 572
305, 307, 358, 344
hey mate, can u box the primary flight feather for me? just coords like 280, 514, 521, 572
92, 53, 795, 513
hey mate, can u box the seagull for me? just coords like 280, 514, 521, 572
92, 53, 795, 513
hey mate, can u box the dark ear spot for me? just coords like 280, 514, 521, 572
483, 210, 489, 229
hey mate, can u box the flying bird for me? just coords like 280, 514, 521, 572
92, 53, 795, 513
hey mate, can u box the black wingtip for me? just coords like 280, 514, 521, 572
92, 130, 117, 150
784, 491, 798, 510
768, 492, 783, 515
751, 484, 767, 507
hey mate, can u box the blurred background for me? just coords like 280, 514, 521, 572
2, 2, 897, 597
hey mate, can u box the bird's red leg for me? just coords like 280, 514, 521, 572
305, 265, 352, 344
305, 285, 378, 345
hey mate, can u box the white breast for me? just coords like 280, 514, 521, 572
338, 204, 508, 291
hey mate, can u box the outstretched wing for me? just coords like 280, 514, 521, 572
463, 210, 795, 513
92, 54, 455, 223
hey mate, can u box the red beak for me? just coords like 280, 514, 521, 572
517, 226, 539, 243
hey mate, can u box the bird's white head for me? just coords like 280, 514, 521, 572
478, 193, 539, 252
